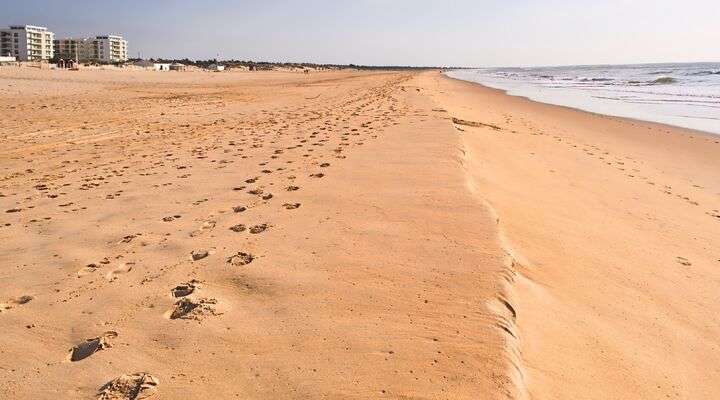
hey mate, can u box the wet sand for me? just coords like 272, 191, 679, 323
1, 67, 718, 399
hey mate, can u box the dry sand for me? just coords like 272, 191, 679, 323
0, 68, 515, 399
0, 67, 718, 399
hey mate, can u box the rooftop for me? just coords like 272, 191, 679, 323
8, 25, 49, 31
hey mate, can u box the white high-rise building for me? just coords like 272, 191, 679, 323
54, 35, 128, 63
0, 25, 54, 61
96, 35, 128, 63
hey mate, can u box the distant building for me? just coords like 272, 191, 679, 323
154, 63, 171, 71
54, 35, 128, 63
95, 35, 127, 63
208, 64, 225, 72
133, 60, 171, 71
0, 25, 54, 61
54, 37, 92, 61
169, 63, 187, 71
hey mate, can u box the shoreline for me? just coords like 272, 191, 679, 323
427, 71, 720, 399
443, 72, 720, 138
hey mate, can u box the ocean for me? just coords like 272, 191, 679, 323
446, 63, 720, 134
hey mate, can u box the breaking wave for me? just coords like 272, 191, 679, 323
650, 77, 677, 85
688, 70, 720, 76
445, 62, 720, 134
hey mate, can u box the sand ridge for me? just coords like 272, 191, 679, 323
427, 71, 720, 400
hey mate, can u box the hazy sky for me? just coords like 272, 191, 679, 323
5, 0, 719, 67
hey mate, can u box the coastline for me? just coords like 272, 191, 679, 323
1, 67, 718, 399
443, 72, 720, 138
425, 71, 720, 399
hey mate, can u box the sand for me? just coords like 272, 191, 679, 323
0, 67, 718, 399
0, 68, 515, 399
425, 73, 720, 399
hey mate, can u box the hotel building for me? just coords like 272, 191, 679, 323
54, 35, 128, 63
0, 25, 54, 61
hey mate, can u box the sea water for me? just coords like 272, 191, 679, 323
446, 63, 720, 134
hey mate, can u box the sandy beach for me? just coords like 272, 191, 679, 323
429, 73, 720, 399
1, 67, 718, 399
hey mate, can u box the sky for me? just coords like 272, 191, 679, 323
4, 0, 719, 67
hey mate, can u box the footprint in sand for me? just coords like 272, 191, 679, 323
227, 252, 254, 266
171, 281, 198, 298
105, 263, 134, 281
77, 263, 100, 277
189, 220, 216, 237
166, 297, 218, 320
229, 224, 246, 233
97, 372, 158, 400
68, 331, 118, 362
190, 250, 209, 261
676, 256, 692, 266
249, 224, 269, 234
0, 295, 33, 312
120, 235, 137, 244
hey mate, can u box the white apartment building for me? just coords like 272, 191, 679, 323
96, 35, 127, 63
54, 35, 128, 63
0, 25, 54, 61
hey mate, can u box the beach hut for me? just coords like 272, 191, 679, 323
154, 63, 171, 71
133, 60, 170, 71
169, 63, 187, 71
208, 63, 225, 72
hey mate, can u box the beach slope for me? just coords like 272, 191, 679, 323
426, 71, 720, 399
